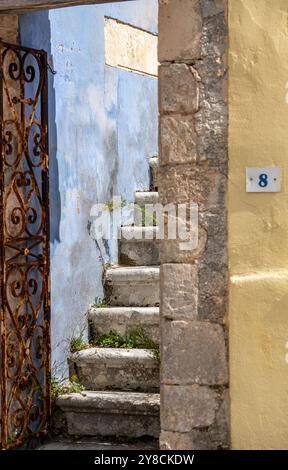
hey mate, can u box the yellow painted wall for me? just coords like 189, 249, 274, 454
229, 0, 288, 449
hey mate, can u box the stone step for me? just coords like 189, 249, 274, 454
134, 192, 159, 226
88, 306, 159, 344
69, 348, 159, 392
56, 391, 160, 438
135, 191, 159, 208
149, 156, 159, 191
120, 227, 159, 266
38, 436, 159, 450
105, 266, 160, 307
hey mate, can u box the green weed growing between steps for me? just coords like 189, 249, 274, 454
70, 328, 160, 363
70, 335, 89, 353
93, 327, 160, 364
106, 197, 128, 212
139, 207, 157, 226
92, 296, 110, 308
51, 375, 85, 403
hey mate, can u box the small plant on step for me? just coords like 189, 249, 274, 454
70, 335, 89, 353
129, 328, 160, 364
93, 330, 125, 348
51, 377, 64, 403
140, 207, 158, 227
93, 327, 160, 363
106, 197, 127, 212
92, 296, 109, 308
69, 374, 86, 393
51, 375, 85, 403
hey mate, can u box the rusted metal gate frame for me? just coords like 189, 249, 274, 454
0, 40, 50, 450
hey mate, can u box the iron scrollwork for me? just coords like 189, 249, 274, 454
0, 41, 50, 450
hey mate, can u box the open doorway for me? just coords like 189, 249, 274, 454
0, 0, 159, 449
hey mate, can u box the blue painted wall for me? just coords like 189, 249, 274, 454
19, 0, 158, 379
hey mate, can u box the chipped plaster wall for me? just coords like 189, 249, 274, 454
229, 0, 288, 450
19, 0, 158, 378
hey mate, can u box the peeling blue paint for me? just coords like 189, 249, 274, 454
19, 0, 158, 379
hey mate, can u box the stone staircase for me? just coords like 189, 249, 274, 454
55, 157, 160, 441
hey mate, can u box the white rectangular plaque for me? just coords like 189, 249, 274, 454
246, 167, 281, 193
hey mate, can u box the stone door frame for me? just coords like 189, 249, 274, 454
0, 0, 229, 450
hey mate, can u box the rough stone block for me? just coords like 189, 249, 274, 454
200, 5, 227, 66
0, 15, 19, 43
161, 384, 218, 431
159, 164, 226, 213
201, 0, 226, 18
105, 266, 160, 307
159, 0, 202, 62
135, 191, 159, 207
105, 17, 157, 77
160, 115, 197, 165
196, 211, 228, 323
57, 391, 160, 438
120, 227, 159, 266
161, 320, 228, 385
159, 64, 199, 115
195, 88, 227, 165
160, 429, 225, 450
149, 156, 159, 191
159, 225, 207, 264
198, 211, 227, 270
160, 264, 198, 320
197, 266, 227, 300
188, 5, 227, 166
160, 388, 229, 450
160, 431, 194, 450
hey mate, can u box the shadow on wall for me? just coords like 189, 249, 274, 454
20, 11, 61, 245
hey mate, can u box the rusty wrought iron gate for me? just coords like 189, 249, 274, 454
0, 41, 50, 450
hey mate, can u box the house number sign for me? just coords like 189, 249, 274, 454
246, 167, 281, 193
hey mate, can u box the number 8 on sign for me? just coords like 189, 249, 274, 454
246, 167, 281, 193
259, 173, 268, 188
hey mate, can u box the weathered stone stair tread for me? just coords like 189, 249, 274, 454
38, 437, 159, 450
57, 391, 160, 413
89, 306, 159, 343
105, 266, 160, 306
135, 191, 159, 206
120, 227, 159, 266
106, 265, 159, 282
71, 347, 157, 362
70, 347, 159, 392
121, 226, 159, 239
57, 391, 160, 438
